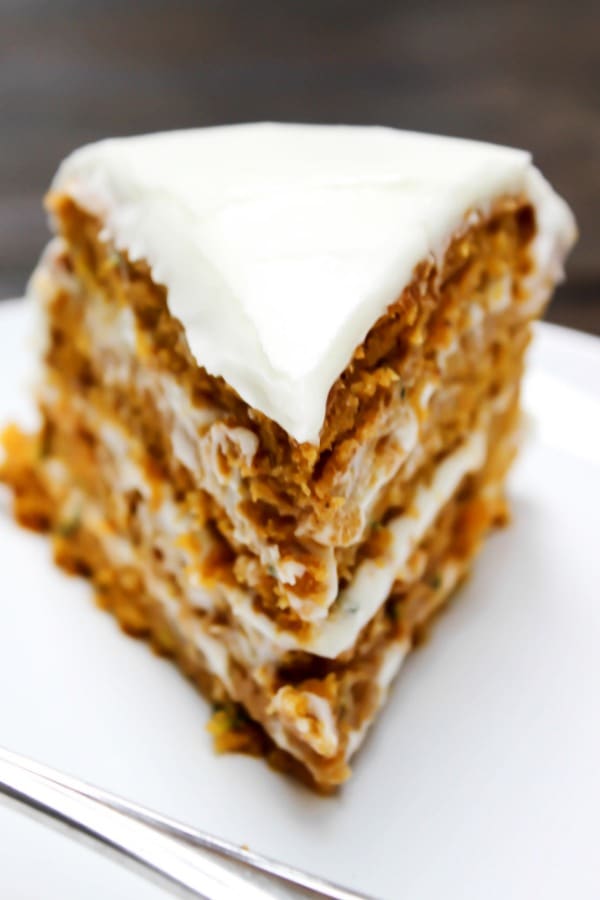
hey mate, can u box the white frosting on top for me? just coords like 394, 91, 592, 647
52, 123, 576, 443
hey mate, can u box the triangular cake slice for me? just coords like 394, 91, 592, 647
1, 124, 575, 787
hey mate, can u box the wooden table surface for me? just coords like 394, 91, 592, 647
1, 0, 598, 333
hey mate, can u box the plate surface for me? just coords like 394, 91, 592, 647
1, 299, 600, 900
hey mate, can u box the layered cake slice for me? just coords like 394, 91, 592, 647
0, 124, 575, 787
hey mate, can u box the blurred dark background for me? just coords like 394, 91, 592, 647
1, 0, 598, 332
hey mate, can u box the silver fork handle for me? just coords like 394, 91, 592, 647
0, 747, 373, 900
5, 749, 368, 900
0, 753, 281, 900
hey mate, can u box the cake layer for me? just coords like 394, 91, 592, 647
50, 123, 575, 442
30, 387, 490, 656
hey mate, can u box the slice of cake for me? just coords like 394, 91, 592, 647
0, 124, 575, 788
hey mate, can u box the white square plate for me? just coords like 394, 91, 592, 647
1, 299, 600, 900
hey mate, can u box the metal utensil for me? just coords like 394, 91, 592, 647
0, 746, 373, 900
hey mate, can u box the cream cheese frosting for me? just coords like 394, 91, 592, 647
51, 123, 576, 443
